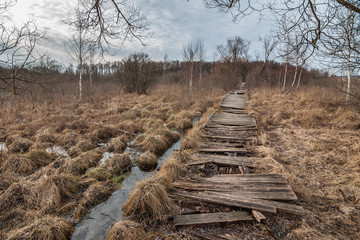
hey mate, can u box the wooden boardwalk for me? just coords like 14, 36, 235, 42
172, 90, 303, 228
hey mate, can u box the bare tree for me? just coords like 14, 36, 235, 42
121, 52, 160, 94
81, 0, 150, 54
66, 6, 93, 100
183, 40, 199, 96
205, 0, 360, 62
320, 10, 360, 101
196, 39, 206, 87
163, 54, 168, 82
259, 34, 277, 87
0, 0, 45, 94
217, 36, 250, 88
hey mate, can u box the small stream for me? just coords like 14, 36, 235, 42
71, 118, 199, 240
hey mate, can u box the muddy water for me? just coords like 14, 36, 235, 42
0, 142, 7, 152
71, 119, 199, 240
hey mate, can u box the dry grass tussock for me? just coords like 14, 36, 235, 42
137, 151, 158, 171
136, 128, 180, 156
7, 215, 73, 240
107, 220, 146, 240
181, 107, 216, 150
103, 153, 132, 174
0, 83, 224, 237
248, 87, 360, 239
122, 175, 174, 223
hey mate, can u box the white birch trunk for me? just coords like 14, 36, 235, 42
189, 61, 193, 96
79, 66, 82, 100
282, 63, 288, 93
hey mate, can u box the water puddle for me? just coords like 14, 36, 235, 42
99, 152, 115, 165
0, 142, 7, 152
71, 118, 199, 240
46, 146, 69, 158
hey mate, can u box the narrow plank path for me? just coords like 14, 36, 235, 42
172, 89, 304, 228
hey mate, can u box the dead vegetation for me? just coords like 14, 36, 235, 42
122, 176, 175, 223
7, 216, 74, 240
137, 151, 158, 171
247, 87, 360, 239
107, 220, 146, 240
103, 153, 132, 174
0, 84, 223, 238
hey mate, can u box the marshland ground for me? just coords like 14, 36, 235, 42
1, 78, 359, 240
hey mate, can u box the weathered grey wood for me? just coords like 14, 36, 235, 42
175, 211, 253, 226
187, 155, 255, 168
173, 182, 294, 193
204, 191, 303, 215
198, 148, 249, 154
252, 210, 266, 222
173, 190, 277, 213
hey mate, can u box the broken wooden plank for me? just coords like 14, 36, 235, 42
252, 210, 266, 223
197, 148, 249, 154
186, 157, 255, 168
172, 190, 277, 214
203, 191, 303, 215
175, 211, 253, 226
172, 182, 295, 193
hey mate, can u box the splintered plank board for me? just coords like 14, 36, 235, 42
205, 125, 257, 131
175, 211, 253, 226
172, 174, 304, 215
199, 142, 247, 149
221, 95, 247, 110
197, 148, 249, 154
200, 134, 255, 142
173, 190, 304, 215
203, 129, 257, 136
187, 154, 256, 167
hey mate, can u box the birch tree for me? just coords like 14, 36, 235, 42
0, 0, 45, 94
196, 39, 206, 87
183, 40, 199, 96
66, 6, 93, 100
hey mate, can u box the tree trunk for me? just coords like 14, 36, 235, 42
79, 66, 83, 100
282, 63, 288, 93
199, 64, 202, 88
189, 61, 193, 96
295, 68, 303, 90
346, 56, 351, 102
89, 67, 93, 91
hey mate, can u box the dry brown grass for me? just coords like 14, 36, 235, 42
36, 128, 57, 144
248, 87, 360, 239
0, 181, 38, 213
0, 83, 224, 236
7, 215, 74, 240
8, 137, 33, 153
103, 153, 132, 174
137, 151, 158, 171
122, 176, 174, 223
137, 128, 180, 156
107, 135, 129, 153
107, 220, 146, 240
74, 181, 113, 220
68, 150, 102, 175
76, 139, 95, 152
36, 174, 79, 213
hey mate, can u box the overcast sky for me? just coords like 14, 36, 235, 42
6, 0, 273, 64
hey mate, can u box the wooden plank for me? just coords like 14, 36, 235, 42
174, 211, 253, 226
186, 156, 255, 168
172, 190, 277, 214
261, 199, 305, 215
173, 182, 294, 192
204, 191, 303, 215
198, 148, 249, 154
252, 210, 266, 223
